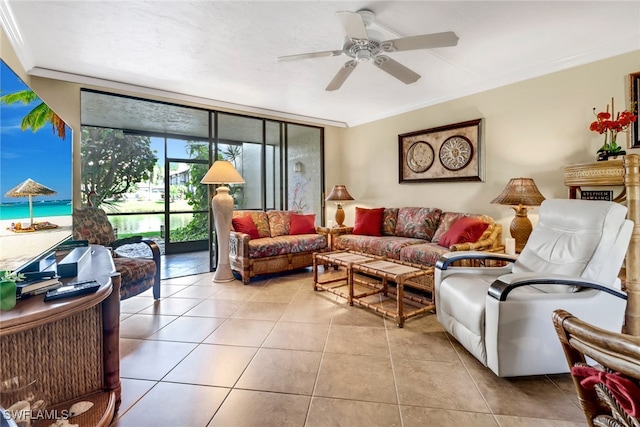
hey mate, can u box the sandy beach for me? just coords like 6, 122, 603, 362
0, 215, 73, 271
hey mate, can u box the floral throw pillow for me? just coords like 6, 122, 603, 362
395, 207, 442, 240
267, 210, 291, 237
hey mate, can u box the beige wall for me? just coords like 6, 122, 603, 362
325, 51, 640, 236
3, 27, 639, 237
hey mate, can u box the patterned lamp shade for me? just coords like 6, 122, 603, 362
325, 185, 354, 202
491, 178, 545, 207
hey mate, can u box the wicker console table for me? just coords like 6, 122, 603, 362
564, 154, 640, 335
0, 245, 121, 426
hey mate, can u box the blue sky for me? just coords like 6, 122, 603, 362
0, 60, 72, 204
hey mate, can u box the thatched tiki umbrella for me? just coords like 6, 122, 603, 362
5, 178, 57, 227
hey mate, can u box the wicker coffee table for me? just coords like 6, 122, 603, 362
313, 250, 435, 327
313, 251, 375, 302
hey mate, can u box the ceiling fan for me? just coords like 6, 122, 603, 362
276, 9, 459, 91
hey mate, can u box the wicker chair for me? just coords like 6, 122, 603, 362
553, 309, 640, 427
72, 206, 161, 300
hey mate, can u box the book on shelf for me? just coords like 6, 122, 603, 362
16, 277, 62, 298
580, 190, 613, 201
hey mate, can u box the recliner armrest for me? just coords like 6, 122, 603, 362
489, 273, 627, 302
436, 251, 518, 270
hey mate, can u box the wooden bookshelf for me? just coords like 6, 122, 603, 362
564, 154, 640, 335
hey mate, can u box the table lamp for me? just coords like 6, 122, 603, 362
325, 185, 354, 227
201, 160, 245, 282
491, 177, 545, 253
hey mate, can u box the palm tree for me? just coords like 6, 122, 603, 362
0, 89, 66, 139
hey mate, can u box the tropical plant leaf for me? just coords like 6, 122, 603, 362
20, 102, 51, 133
1, 89, 66, 139
0, 89, 40, 105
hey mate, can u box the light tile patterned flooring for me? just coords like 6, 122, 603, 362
112, 267, 588, 427
158, 250, 210, 280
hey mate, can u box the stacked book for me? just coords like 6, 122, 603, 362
16, 276, 62, 299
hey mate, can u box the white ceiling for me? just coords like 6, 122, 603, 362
2, 1, 640, 128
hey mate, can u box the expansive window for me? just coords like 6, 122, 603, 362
80, 90, 324, 270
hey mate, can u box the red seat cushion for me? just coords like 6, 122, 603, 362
353, 207, 385, 236
289, 213, 316, 235
232, 215, 260, 239
439, 217, 489, 248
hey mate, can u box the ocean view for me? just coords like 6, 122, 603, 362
0, 200, 72, 220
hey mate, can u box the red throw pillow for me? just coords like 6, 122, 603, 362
232, 215, 260, 239
289, 213, 316, 235
439, 217, 489, 248
353, 207, 384, 236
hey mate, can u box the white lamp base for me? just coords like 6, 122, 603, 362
212, 185, 236, 283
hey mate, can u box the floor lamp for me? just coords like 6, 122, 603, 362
491, 177, 545, 253
201, 160, 245, 282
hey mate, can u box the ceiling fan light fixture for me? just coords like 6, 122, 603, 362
355, 50, 372, 62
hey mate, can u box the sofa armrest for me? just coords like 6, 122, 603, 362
230, 230, 250, 259
317, 226, 353, 236
316, 227, 331, 236
449, 223, 503, 252
436, 251, 518, 270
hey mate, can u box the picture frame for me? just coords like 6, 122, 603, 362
399, 118, 483, 183
630, 71, 640, 149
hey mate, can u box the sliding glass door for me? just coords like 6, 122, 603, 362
80, 90, 324, 273
164, 138, 211, 253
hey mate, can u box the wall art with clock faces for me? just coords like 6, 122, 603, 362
398, 119, 484, 183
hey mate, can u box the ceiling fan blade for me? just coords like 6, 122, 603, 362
381, 31, 459, 52
326, 60, 358, 91
336, 11, 368, 40
277, 50, 343, 62
373, 55, 420, 84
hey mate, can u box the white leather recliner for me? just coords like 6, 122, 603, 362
434, 199, 633, 377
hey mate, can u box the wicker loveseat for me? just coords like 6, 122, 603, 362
229, 210, 329, 284
329, 207, 503, 266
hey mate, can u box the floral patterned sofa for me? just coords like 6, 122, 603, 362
229, 210, 329, 284
329, 207, 503, 267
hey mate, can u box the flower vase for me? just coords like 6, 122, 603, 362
0, 279, 17, 310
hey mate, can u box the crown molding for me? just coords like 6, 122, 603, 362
28, 67, 348, 128
348, 43, 640, 128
